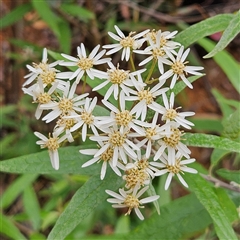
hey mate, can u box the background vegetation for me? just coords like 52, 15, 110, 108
0, 0, 239, 239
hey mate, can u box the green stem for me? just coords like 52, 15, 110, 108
145, 60, 157, 84
82, 73, 87, 94
130, 52, 136, 72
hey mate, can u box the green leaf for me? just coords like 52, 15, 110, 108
175, 13, 234, 47
0, 174, 38, 209
0, 3, 32, 29
184, 173, 238, 240
183, 133, 240, 153
211, 148, 231, 166
147, 183, 160, 215
31, 0, 60, 37
59, 3, 94, 22
47, 172, 123, 240
115, 215, 130, 234
0, 146, 101, 175
124, 193, 212, 240
204, 10, 240, 58
190, 117, 223, 133
214, 188, 239, 223
198, 38, 240, 93
222, 109, 240, 140
0, 213, 27, 240
58, 20, 71, 54
216, 169, 240, 184
23, 185, 41, 231
212, 89, 238, 118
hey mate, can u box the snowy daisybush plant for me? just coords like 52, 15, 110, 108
22, 26, 204, 220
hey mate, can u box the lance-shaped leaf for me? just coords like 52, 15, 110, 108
47, 172, 123, 240
204, 10, 240, 58
183, 133, 240, 153
184, 173, 238, 240
0, 146, 100, 175
175, 13, 234, 47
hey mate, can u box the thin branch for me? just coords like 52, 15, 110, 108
201, 174, 240, 193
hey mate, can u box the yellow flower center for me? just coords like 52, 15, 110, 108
40, 70, 56, 85
124, 195, 140, 211
101, 147, 114, 162
124, 159, 149, 189
148, 30, 157, 43
37, 92, 51, 104
120, 35, 135, 48
57, 116, 76, 130
34, 62, 48, 71
145, 127, 157, 139
115, 110, 132, 126
138, 89, 153, 105
59, 98, 73, 114
163, 109, 178, 121
166, 159, 181, 174
163, 128, 182, 148
152, 48, 165, 59
171, 61, 185, 75
46, 137, 59, 151
108, 68, 129, 84
77, 58, 93, 70
109, 131, 126, 147
160, 37, 167, 47
81, 111, 94, 125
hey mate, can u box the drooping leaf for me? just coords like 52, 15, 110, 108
175, 13, 234, 47
0, 174, 38, 209
211, 148, 231, 166
183, 133, 240, 153
0, 3, 32, 29
204, 10, 240, 58
0, 213, 27, 240
216, 169, 240, 184
23, 185, 41, 231
184, 173, 238, 240
47, 172, 123, 240
0, 146, 100, 175
198, 38, 240, 93
59, 3, 94, 22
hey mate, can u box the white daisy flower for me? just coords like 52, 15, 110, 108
80, 143, 125, 180
60, 43, 111, 83
151, 151, 197, 190
23, 48, 66, 89
146, 29, 180, 49
98, 91, 145, 135
123, 151, 160, 189
22, 79, 58, 119
159, 46, 204, 89
133, 112, 171, 158
54, 113, 77, 143
153, 122, 191, 162
68, 97, 100, 142
34, 131, 67, 170
89, 125, 140, 167
134, 30, 179, 74
40, 81, 88, 123
106, 184, 159, 220
103, 25, 150, 61
150, 92, 195, 129
92, 62, 145, 100
125, 74, 169, 121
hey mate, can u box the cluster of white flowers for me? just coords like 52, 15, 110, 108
23, 26, 203, 220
